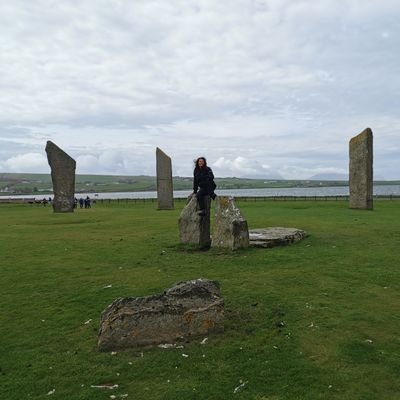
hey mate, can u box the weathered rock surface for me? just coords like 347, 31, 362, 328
45, 140, 76, 213
249, 227, 306, 248
349, 128, 373, 210
211, 196, 249, 250
98, 279, 224, 351
156, 147, 174, 210
178, 194, 211, 248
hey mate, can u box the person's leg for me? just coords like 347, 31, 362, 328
196, 189, 206, 211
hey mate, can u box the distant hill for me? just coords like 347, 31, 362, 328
309, 173, 348, 181
309, 173, 388, 181
0, 173, 398, 196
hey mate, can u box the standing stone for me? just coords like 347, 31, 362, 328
45, 141, 76, 213
212, 196, 249, 250
98, 279, 224, 350
156, 147, 174, 210
349, 128, 373, 210
178, 194, 211, 249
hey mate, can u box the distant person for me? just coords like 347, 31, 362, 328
79, 198, 84, 208
85, 196, 91, 208
42, 198, 48, 206
193, 157, 217, 216
74, 197, 78, 208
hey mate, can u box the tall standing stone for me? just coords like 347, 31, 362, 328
211, 196, 249, 250
178, 194, 211, 249
45, 141, 76, 213
156, 147, 174, 210
349, 128, 373, 210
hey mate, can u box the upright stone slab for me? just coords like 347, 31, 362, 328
156, 147, 174, 210
98, 279, 224, 350
178, 194, 211, 248
212, 196, 249, 250
349, 128, 373, 210
45, 141, 76, 213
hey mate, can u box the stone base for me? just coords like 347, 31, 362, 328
249, 227, 306, 248
211, 196, 249, 250
178, 194, 211, 249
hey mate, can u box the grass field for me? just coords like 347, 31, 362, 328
1, 200, 400, 399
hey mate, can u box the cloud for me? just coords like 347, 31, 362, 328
212, 156, 283, 179
0, 0, 399, 179
2, 152, 48, 172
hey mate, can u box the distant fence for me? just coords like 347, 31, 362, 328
92, 195, 399, 204
0, 198, 45, 205
1, 194, 399, 205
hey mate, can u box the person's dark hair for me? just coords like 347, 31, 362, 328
194, 157, 207, 170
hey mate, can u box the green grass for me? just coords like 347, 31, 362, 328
1, 200, 400, 399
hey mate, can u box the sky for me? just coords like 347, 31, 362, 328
0, 0, 399, 179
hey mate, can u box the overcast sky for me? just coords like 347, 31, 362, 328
0, 0, 399, 179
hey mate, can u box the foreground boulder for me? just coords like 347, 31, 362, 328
211, 196, 249, 250
178, 194, 211, 249
249, 227, 306, 248
98, 279, 224, 351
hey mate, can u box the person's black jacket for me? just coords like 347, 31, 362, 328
193, 166, 216, 193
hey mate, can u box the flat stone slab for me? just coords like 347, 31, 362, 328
249, 227, 306, 248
